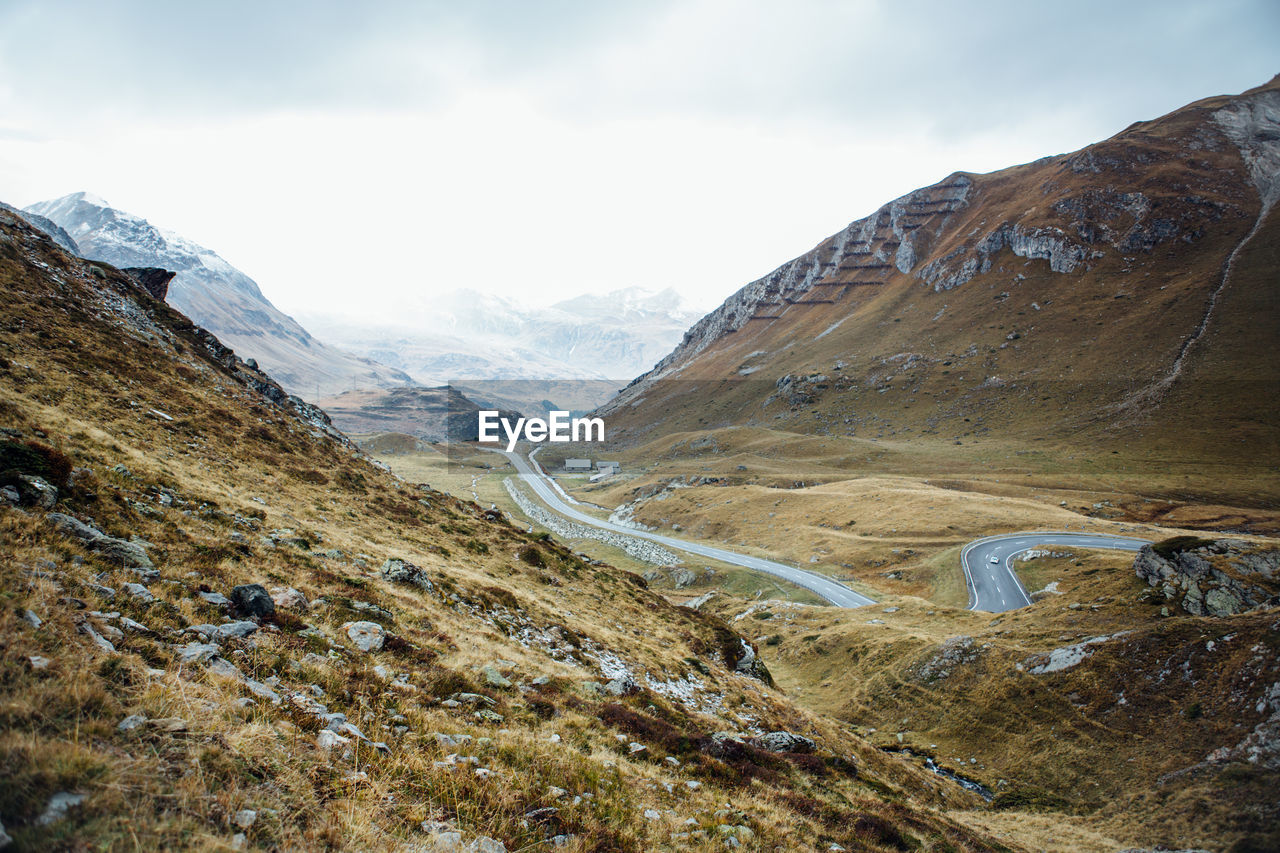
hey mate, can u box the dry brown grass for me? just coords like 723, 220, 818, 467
0, 213, 1014, 851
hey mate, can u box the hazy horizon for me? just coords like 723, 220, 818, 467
2, 0, 1276, 323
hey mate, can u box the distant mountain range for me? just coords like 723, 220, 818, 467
17, 194, 701, 407
297, 286, 702, 385
22, 193, 414, 399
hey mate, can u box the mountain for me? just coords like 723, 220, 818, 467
23, 192, 413, 399
0, 203, 1012, 853
599, 76, 1280, 486
0, 201, 80, 254
314, 385, 524, 442
298, 286, 702, 387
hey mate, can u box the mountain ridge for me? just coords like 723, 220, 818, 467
599, 75, 1280, 480
23, 192, 414, 399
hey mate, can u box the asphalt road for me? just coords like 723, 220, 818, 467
492, 448, 877, 608
961, 532, 1150, 612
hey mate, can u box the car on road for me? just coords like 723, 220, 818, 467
989, 555, 1000, 563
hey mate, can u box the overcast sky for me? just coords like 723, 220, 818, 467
1, 0, 1276, 320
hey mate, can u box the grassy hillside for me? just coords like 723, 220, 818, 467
596, 79, 1280, 511
0, 210, 1022, 850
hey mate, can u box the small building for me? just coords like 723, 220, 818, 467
596, 461, 620, 473
564, 459, 592, 472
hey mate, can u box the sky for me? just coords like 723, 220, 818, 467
0, 0, 1276, 321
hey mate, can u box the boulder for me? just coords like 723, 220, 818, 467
229, 584, 275, 618
35, 792, 85, 827
669, 567, 697, 589
381, 558, 433, 591
270, 586, 309, 610
176, 642, 221, 664
122, 582, 153, 602
18, 474, 57, 508
479, 665, 512, 689
604, 675, 638, 696
342, 621, 386, 652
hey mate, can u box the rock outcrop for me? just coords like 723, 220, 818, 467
122, 267, 176, 301
1134, 538, 1280, 616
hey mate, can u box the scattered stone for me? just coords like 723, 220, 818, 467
119, 616, 150, 633
47, 512, 153, 569
628, 742, 646, 754
21, 609, 41, 628
381, 558, 434, 591
479, 665, 512, 689
752, 731, 816, 754
548, 786, 568, 800
229, 584, 275, 618
117, 714, 147, 732
0, 818, 10, 848
269, 586, 309, 610
643, 809, 661, 820
147, 717, 189, 733
474, 710, 504, 724
199, 591, 231, 608
77, 621, 116, 653
604, 675, 638, 696
342, 620, 386, 652
177, 642, 221, 664
214, 621, 260, 641
19, 475, 58, 508
681, 592, 715, 610
35, 791, 85, 826
28, 655, 51, 670
317, 729, 350, 750
1025, 633, 1131, 674
122, 582, 153, 602
470, 838, 506, 853
916, 636, 980, 682
233, 809, 257, 829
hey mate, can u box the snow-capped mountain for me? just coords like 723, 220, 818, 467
298, 286, 702, 385
24, 192, 411, 398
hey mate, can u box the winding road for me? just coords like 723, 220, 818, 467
490, 448, 876, 608
961, 532, 1150, 612
490, 447, 1151, 612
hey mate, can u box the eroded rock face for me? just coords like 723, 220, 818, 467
1134, 539, 1280, 616
122, 267, 176, 301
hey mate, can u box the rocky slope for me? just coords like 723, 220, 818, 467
602, 76, 1280, 480
1135, 536, 1280, 616
22, 192, 412, 399
0, 207, 1014, 851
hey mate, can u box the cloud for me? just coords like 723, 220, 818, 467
0, 0, 1276, 318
